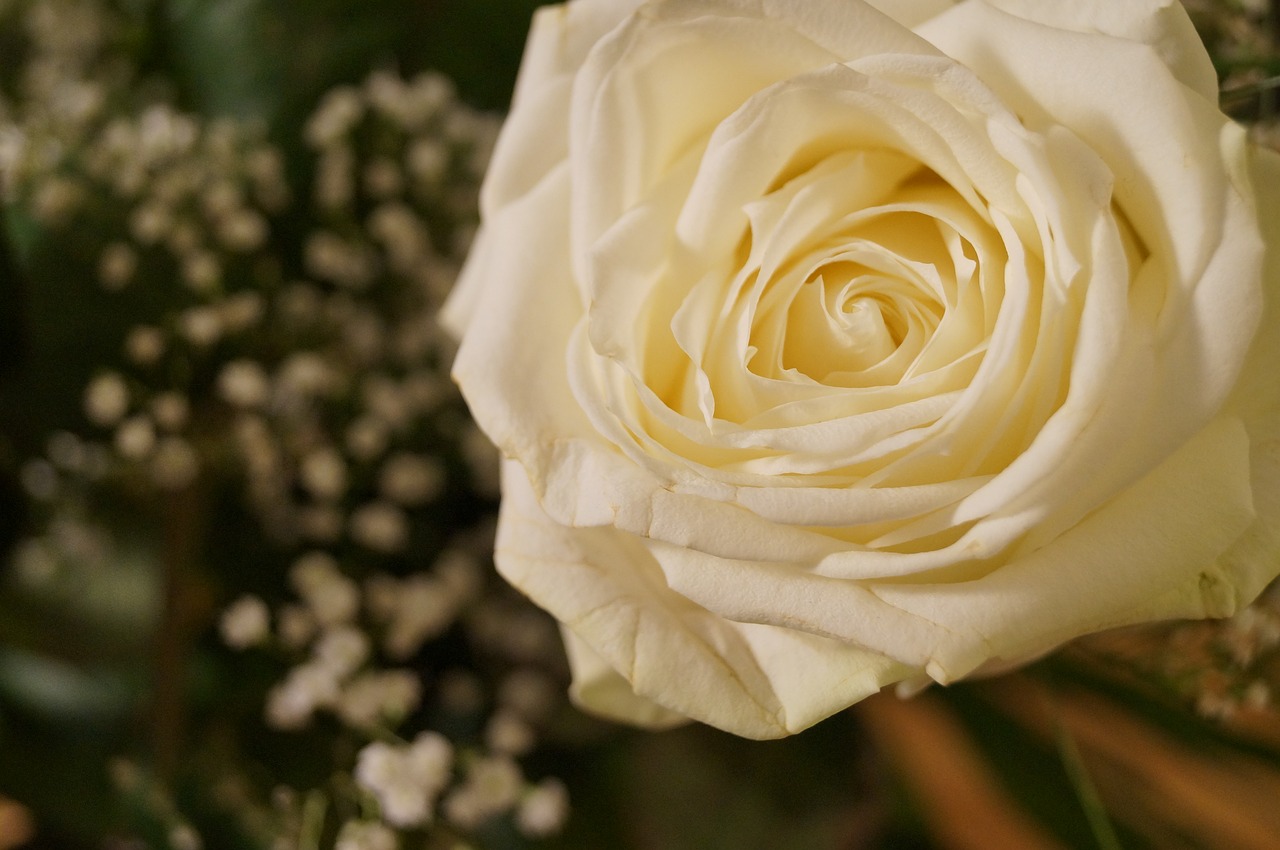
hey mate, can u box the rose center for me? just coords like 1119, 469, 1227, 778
775, 252, 942, 384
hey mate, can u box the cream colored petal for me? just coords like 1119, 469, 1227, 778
567, 0, 942, 278
971, 0, 1219, 100
450, 165, 594, 472
872, 415, 1256, 681
918, 2, 1242, 300
498, 460, 912, 738
561, 626, 688, 729
864, 0, 958, 29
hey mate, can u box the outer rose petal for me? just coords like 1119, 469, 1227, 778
498, 460, 913, 738
443, 0, 639, 335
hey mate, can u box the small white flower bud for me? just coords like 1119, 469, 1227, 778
84, 372, 129, 426
219, 595, 270, 649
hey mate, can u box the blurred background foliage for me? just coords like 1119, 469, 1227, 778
1, 1, 1279, 849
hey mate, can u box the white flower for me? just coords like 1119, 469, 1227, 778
381, 575, 457, 659
346, 416, 390, 461
446, 0, 1280, 738
378, 453, 444, 506
125, 326, 166, 365
276, 352, 336, 399
335, 669, 422, 729
128, 202, 172, 244
84, 372, 129, 426
178, 307, 222, 346
312, 625, 370, 678
485, 709, 535, 756
335, 820, 397, 850
180, 251, 221, 292
442, 756, 522, 829
290, 551, 360, 627
406, 138, 448, 185
299, 448, 348, 500
354, 733, 454, 828
150, 393, 190, 431
350, 502, 409, 554
217, 209, 268, 252
219, 595, 271, 649
265, 662, 341, 729
113, 415, 155, 460
516, 778, 569, 838
218, 360, 270, 408
306, 87, 365, 149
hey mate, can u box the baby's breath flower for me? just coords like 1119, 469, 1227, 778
382, 575, 456, 659
216, 208, 268, 252
180, 250, 221, 292
291, 551, 360, 627
129, 201, 172, 244
265, 662, 341, 730
300, 448, 348, 501
378, 452, 444, 506
335, 669, 422, 730
114, 414, 156, 460
125, 325, 166, 365
305, 231, 377, 289
442, 756, 522, 830
201, 181, 242, 220
218, 359, 270, 408
335, 820, 397, 850
84, 371, 130, 426
179, 306, 223, 346
345, 416, 390, 462
350, 501, 409, 554
168, 823, 202, 850
220, 595, 271, 649
485, 710, 535, 757
406, 138, 448, 185
305, 87, 364, 150
313, 625, 370, 678
354, 732, 453, 828
150, 392, 190, 431
98, 241, 137, 289
276, 352, 335, 399
515, 778, 569, 838
314, 146, 356, 210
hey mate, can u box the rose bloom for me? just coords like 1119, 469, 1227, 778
445, 0, 1280, 738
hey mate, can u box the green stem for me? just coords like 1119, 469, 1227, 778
1053, 705, 1124, 850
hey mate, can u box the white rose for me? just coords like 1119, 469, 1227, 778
446, 0, 1280, 738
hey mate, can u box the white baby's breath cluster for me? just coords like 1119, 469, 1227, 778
223, 526, 569, 841
1, 0, 564, 845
